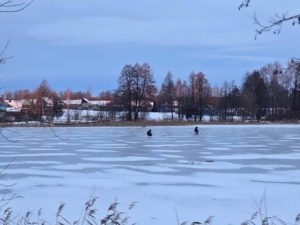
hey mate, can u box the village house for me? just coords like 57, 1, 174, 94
63, 98, 111, 110
0, 97, 55, 118
1, 99, 25, 112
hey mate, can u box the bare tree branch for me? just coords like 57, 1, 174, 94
38, 121, 69, 141
0, 127, 20, 143
239, 0, 251, 10
0, 41, 11, 65
48, 125, 69, 141
0, 157, 15, 177
0, 0, 34, 13
0, 0, 34, 63
254, 12, 300, 39
239, 0, 300, 38
0, 193, 22, 210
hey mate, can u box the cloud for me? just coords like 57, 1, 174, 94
2, 0, 300, 48
1, 0, 300, 92
208, 54, 284, 63
2, 0, 253, 48
25, 16, 255, 48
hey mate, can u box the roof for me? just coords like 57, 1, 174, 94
62, 99, 111, 106
89, 100, 111, 106
63, 99, 84, 105
43, 97, 53, 106
82, 98, 90, 103
4, 100, 24, 111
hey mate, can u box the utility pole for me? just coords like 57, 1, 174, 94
291, 58, 300, 117
67, 91, 70, 124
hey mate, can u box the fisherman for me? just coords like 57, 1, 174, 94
194, 126, 199, 134
147, 129, 152, 137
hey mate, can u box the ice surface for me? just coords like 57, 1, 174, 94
1, 125, 300, 225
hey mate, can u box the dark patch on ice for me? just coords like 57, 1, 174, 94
53, 168, 106, 174
274, 166, 297, 171
227, 158, 298, 165
136, 182, 215, 187
251, 180, 300, 185
5, 173, 62, 180
0, 189, 14, 195
35, 184, 65, 188
238, 167, 269, 173
100, 166, 178, 175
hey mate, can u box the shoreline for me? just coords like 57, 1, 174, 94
1, 120, 300, 127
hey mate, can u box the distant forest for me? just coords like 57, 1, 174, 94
1, 60, 300, 122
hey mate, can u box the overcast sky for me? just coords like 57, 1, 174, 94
0, 0, 300, 94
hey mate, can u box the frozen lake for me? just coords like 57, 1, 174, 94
1, 125, 300, 225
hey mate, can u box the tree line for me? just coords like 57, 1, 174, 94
1, 60, 300, 122
115, 60, 300, 121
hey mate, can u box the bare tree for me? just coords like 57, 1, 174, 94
132, 63, 156, 120
227, 83, 241, 119
116, 64, 134, 121
259, 62, 288, 120
239, 0, 300, 38
188, 71, 210, 121
174, 79, 188, 120
242, 70, 267, 121
159, 71, 175, 120
116, 63, 156, 121
220, 81, 230, 121
286, 60, 300, 118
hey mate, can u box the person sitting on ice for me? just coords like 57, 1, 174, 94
147, 129, 152, 137
194, 126, 199, 134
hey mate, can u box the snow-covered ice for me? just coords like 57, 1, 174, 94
1, 125, 300, 225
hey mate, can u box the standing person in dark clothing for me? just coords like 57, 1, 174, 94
194, 126, 199, 134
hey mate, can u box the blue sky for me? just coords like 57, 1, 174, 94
0, 0, 300, 94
